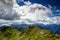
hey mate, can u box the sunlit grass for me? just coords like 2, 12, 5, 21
0, 26, 60, 40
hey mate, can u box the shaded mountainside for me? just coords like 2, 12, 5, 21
0, 26, 60, 40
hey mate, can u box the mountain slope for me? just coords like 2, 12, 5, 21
0, 26, 60, 40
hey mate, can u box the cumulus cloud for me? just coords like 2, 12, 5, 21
0, 0, 60, 25
24, 1, 31, 5
51, 16, 60, 24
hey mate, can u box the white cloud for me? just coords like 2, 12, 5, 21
48, 5, 52, 9
56, 10, 60, 12
24, 1, 31, 5
0, 0, 60, 26
51, 16, 60, 24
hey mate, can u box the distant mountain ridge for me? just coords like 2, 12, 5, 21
0, 24, 60, 34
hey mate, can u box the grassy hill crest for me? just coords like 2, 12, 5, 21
0, 26, 60, 40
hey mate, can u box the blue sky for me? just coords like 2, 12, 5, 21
18, 0, 60, 9
17, 0, 60, 17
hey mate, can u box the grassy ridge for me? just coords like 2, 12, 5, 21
0, 26, 60, 40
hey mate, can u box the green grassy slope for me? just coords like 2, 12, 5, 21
0, 26, 60, 40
